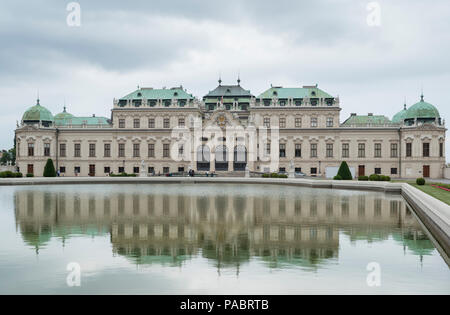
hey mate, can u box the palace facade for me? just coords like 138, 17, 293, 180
15, 80, 447, 178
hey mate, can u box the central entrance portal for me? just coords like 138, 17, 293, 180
215, 145, 228, 171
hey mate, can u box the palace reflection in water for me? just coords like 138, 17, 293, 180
14, 184, 435, 271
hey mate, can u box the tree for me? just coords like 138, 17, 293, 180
43, 158, 56, 177
337, 161, 353, 180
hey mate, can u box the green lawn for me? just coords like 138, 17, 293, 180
409, 183, 450, 205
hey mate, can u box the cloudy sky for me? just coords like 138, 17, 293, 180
1, 0, 449, 159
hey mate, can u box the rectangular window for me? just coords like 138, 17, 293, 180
89, 143, 96, 157
74, 143, 81, 157
59, 166, 66, 173
440, 142, 444, 158
163, 167, 170, 174
163, 118, 170, 128
74, 166, 80, 174
28, 143, 34, 156
133, 143, 140, 157
148, 118, 155, 128
163, 144, 170, 158
263, 117, 270, 128
60, 143, 66, 157
279, 144, 286, 158
44, 143, 50, 157
104, 167, 110, 174
279, 118, 286, 128
295, 144, 301, 157
118, 167, 124, 173
178, 118, 185, 127
375, 168, 382, 175
342, 143, 349, 158
295, 118, 302, 128
423, 143, 430, 157
406, 143, 412, 157
311, 144, 318, 158
391, 168, 398, 175
119, 119, 125, 128
311, 168, 317, 175
326, 143, 333, 158
104, 143, 111, 157
118, 143, 125, 157
326, 117, 333, 128
133, 118, 140, 128
148, 167, 154, 174
295, 168, 302, 173
374, 143, 382, 158
148, 143, 155, 157
265, 143, 271, 156
391, 143, 398, 158
133, 167, 139, 174
311, 117, 318, 128
358, 143, 365, 158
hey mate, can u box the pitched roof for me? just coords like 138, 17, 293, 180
204, 85, 253, 98
257, 86, 334, 99
341, 114, 393, 127
120, 87, 194, 100
54, 116, 111, 127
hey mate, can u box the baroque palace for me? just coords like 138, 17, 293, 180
15, 79, 447, 178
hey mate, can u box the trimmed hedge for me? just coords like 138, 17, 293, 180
110, 172, 137, 177
337, 161, 353, 180
368, 174, 391, 182
333, 175, 343, 180
416, 178, 426, 186
0, 171, 23, 178
358, 176, 369, 181
262, 173, 287, 179
26, 173, 34, 177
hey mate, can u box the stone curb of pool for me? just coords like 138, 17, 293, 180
1, 176, 449, 258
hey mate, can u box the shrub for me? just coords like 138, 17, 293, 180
337, 161, 353, 180
26, 173, 34, 177
262, 173, 270, 178
416, 178, 426, 186
278, 174, 288, 179
381, 175, 391, 182
270, 173, 279, 178
110, 172, 137, 177
369, 174, 380, 181
333, 175, 343, 180
358, 176, 369, 181
43, 159, 56, 177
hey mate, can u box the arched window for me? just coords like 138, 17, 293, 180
197, 145, 210, 162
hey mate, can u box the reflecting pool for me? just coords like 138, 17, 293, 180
0, 184, 449, 294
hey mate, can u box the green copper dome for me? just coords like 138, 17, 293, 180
54, 106, 74, 119
392, 104, 408, 123
404, 95, 440, 120
22, 99, 54, 122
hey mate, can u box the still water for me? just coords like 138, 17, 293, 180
0, 184, 448, 294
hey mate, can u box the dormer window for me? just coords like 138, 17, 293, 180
273, 91, 278, 96
226, 89, 231, 93
174, 92, 178, 97
137, 92, 142, 97
311, 91, 316, 96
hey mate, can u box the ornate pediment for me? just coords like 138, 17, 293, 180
204, 110, 243, 130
